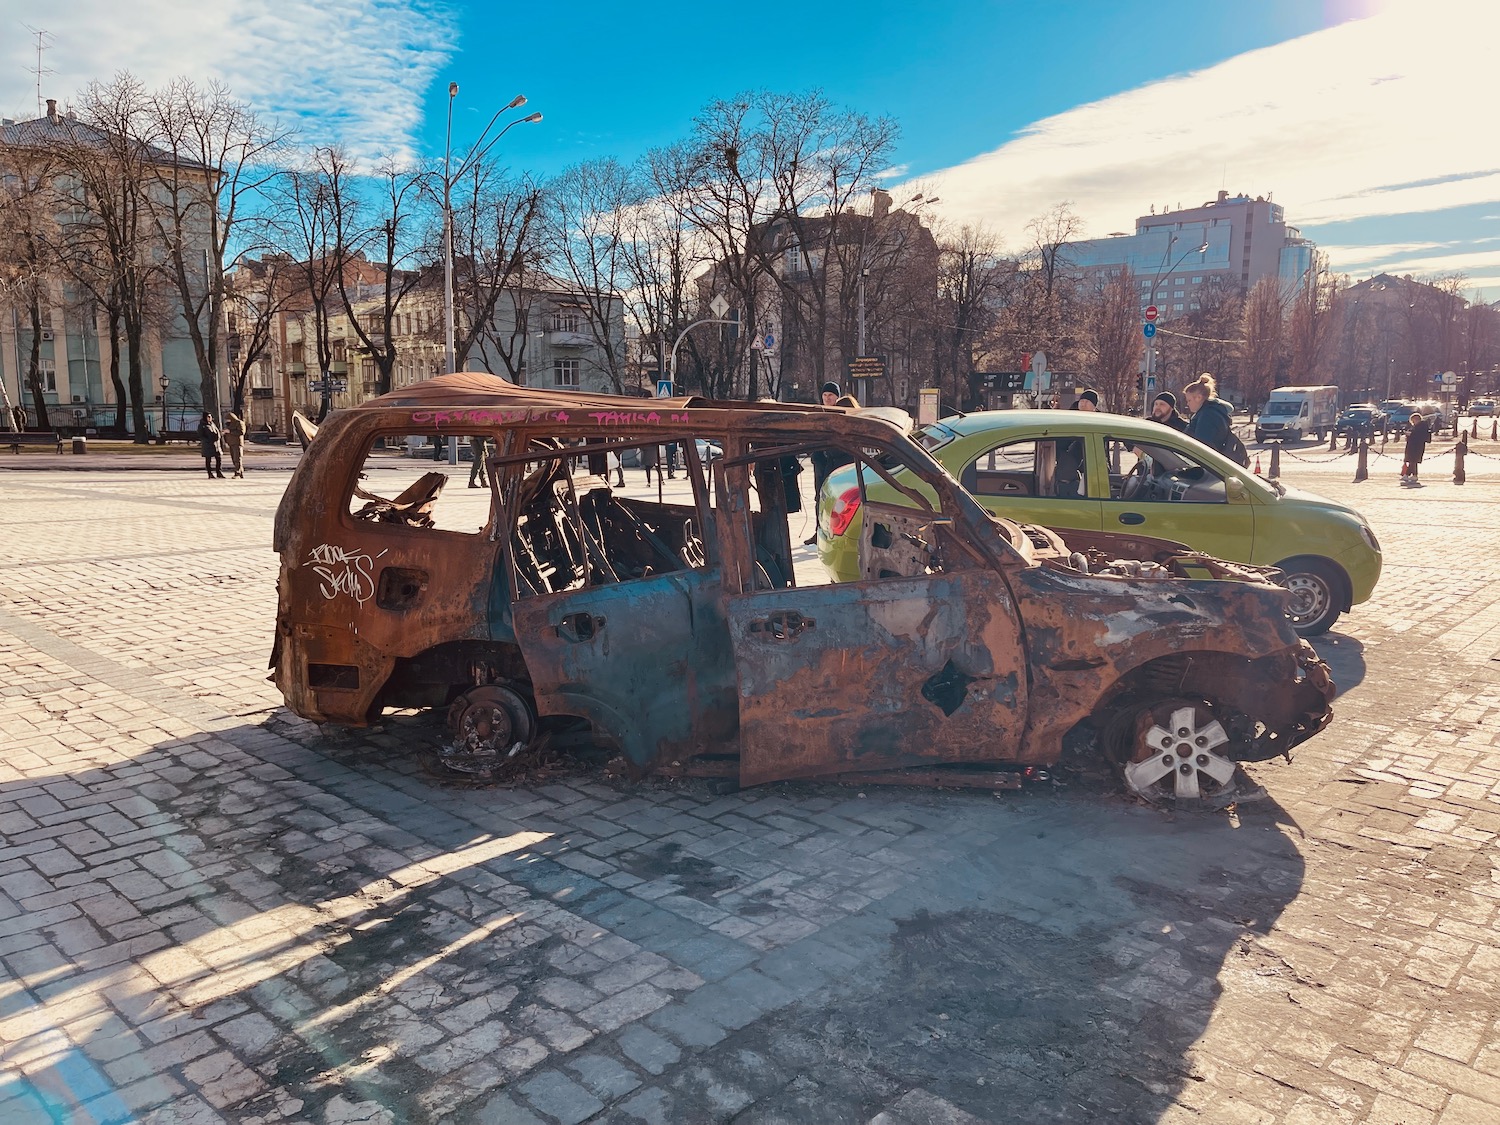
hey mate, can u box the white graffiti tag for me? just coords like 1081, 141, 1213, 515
307, 543, 379, 605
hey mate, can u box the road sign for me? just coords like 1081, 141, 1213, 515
656, 379, 673, 398
1143, 323, 1157, 339
1144, 305, 1159, 322
710, 295, 729, 319
764, 333, 775, 350
845, 355, 885, 382
1443, 370, 1457, 386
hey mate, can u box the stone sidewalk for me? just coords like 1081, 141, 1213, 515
0, 455, 1498, 1124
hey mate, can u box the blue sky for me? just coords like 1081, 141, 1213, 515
5, 0, 1496, 291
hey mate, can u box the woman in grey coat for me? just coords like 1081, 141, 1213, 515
197, 412, 225, 479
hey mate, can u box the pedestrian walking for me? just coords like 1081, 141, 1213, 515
1150, 391, 1189, 433
1401, 412, 1431, 487
805, 388, 857, 542
196, 412, 224, 479
641, 441, 661, 484
224, 412, 247, 478
1182, 374, 1234, 456
468, 435, 489, 488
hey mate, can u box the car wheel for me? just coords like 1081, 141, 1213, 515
1278, 559, 1343, 635
1106, 698, 1245, 803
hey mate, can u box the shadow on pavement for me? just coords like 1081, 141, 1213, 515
1310, 630, 1367, 697
0, 723, 1306, 1125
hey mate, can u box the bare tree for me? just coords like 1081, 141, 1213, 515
224, 255, 295, 414
1012, 203, 1084, 365
541, 159, 634, 391
1285, 252, 1338, 384
145, 78, 289, 415
333, 162, 430, 399
932, 222, 1008, 410
0, 142, 59, 429
448, 163, 542, 375
1077, 269, 1144, 411
1241, 278, 1285, 411
58, 77, 169, 440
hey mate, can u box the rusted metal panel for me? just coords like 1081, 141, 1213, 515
726, 570, 1027, 786
510, 567, 738, 770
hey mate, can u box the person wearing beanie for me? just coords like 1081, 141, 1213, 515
1151, 390, 1188, 432
1069, 389, 1099, 411
820, 382, 841, 407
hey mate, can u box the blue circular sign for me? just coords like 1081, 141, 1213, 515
1143, 323, 1157, 339
764, 334, 775, 349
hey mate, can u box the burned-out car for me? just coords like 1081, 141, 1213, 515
271, 374, 1334, 803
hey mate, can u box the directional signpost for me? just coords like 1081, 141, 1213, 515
1141, 307, 1160, 416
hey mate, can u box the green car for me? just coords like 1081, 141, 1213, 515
818, 410, 1382, 635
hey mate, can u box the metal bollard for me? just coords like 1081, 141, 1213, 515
1492, 419, 1497, 442
1454, 433, 1467, 486
1354, 436, 1368, 482
1472, 418, 1479, 437
1268, 444, 1282, 478
1331, 429, 1339, 452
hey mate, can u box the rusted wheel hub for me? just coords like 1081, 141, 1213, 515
1121, 699, 1240, 802
442, 685, 537, 776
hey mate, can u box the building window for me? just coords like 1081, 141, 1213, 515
552, 310, 581, 333
554, 358, 580, 388
786, 244, 802, 273
1190, 302, 1201, 311
39, 361, 57, 393
1191, 276, 1203, 284
1173, 303, 1184, 312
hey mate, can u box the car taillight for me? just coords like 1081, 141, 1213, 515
829, 487, 862, 537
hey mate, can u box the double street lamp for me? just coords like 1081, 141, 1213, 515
442, 84, 542, 375
1141, 235, 1207, 415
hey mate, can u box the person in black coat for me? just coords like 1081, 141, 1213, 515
1402, 413, 1431, 486
1183, 375, 1233, 456
196, 412, 224, 479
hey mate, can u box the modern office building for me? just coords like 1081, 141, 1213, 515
1065, 191, 1316, 319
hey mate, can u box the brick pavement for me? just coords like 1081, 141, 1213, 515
1, 446, 1499, 1124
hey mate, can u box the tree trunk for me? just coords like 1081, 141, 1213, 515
26, 296, 48, 430
124, 312, 149, 443
107, 309, 127, 435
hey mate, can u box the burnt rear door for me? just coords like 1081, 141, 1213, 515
724, 493, 1030, 786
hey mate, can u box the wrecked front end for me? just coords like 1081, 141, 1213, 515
1004, 520, 1335, 802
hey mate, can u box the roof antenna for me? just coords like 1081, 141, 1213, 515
24, 26, 53, 117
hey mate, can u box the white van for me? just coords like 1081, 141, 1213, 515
1255, 385, 1340, 443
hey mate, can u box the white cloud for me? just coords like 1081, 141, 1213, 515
0, 0, 458, 164
922, 0, 1500, 279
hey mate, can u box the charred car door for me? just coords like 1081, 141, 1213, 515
723, 445, 1030, 787
505, 442, 738, 771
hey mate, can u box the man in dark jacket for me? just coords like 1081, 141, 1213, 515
1150, 391, 1189, 433
1183, 375, 1233, 456
1402, 413, 1431, 487
197, 412, 224, 479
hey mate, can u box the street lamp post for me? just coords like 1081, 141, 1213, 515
442, 85, 542, 376
670, 318, 741, 389
159, 375, 170, 440
1141, 235, 1207, 415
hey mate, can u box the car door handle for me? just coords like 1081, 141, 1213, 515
1118, 512, 1146, 525
747, 611, 814, 640
557, 612, 604, 643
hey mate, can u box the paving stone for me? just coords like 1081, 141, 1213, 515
616, 1025, 682, 1075
564, 1052, 643, 1101
518, 1069, 605, 1125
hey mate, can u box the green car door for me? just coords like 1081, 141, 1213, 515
1099, 434, 1256, 560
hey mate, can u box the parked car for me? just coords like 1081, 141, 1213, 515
272, 374, 1334, 803
1334, 404, 1386, 439
817, 410, 1382, 635
1379, 401, 1416, 434
1467, 399, 1497, 417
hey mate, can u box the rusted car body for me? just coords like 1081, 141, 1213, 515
271, 374, 1333, 801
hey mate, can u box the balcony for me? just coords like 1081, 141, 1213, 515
288, 362, 307, 376
330, 360, 348, 374
546, 329, 593, 348
251, 387, 275, 399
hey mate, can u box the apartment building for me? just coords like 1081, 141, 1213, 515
1065, 191, 1316, 319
